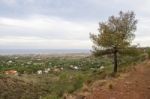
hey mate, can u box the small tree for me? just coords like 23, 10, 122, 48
90, 11, 137, 73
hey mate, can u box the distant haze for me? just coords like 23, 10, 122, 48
0, 49, 90, 55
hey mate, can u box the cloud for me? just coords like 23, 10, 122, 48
0, 15, 97, 49
0, 36, 92, 49
0, 0, 150, 49
0, 0, 150, 21
0, 0, 16, 5
0, 14, 150, 48
0, 15, 98, 40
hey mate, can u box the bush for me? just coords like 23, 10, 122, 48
73, 75, 84, 91
42, 95, 59, 99
146, 48, 150, 59
0, 74, 6, 78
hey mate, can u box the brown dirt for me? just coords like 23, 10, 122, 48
86, 61, 150, 99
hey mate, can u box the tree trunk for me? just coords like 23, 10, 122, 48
113, 46, 118, 73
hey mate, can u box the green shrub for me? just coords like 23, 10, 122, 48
72, 74, 84, 91
146, 48, 150, 59
42, 95, 59, 99
0, 74, 6, 78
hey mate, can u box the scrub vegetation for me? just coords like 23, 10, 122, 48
0, 49, 148, 99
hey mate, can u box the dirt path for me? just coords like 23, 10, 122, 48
86, 61, 150, 99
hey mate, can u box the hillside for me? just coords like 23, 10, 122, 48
79, 61, 150, 99
0, 56, 149, 99
0, 77, 47, 99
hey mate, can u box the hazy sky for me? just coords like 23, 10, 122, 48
0, 0, 150, 49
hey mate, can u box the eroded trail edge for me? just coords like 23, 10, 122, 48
86, 61, 150, 99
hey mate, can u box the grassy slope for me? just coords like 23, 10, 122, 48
0, 53, 147, 99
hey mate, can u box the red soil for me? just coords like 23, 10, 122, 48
86, 61, 150, 99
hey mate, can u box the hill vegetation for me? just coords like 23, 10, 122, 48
0, 48, 148, 99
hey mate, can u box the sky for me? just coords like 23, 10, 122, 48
0, 0, 150, 49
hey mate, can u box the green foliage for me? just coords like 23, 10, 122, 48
90, 11, 137, 51
90, 11, 138, 73
119, 47, 142, 56
0, 54, 145, 99
0, 55, 113, 74
42, 95, 59, 99
146, 48, 150, 59
90, 10, 138, 59
0, 74, 6, 78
